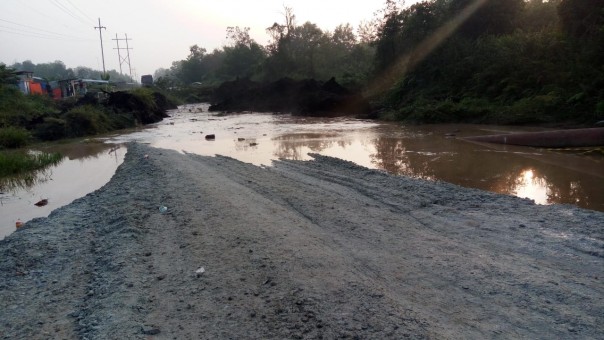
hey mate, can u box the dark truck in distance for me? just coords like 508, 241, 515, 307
141, 74, 153, 87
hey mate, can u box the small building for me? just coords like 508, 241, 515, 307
15, 71, 53, 97
15, 71, 34, 95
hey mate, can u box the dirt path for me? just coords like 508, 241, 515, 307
1, 143, 603, 339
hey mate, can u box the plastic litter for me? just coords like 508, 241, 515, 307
159, 206, 168, 214
195, 266, 205, 277
15, 219, 23, 229
34, 199, 48, 207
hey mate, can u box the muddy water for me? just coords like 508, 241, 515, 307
0, 143, 126, 239
1, 103, 602, 238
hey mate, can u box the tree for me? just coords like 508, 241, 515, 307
33, 60, 73, 80
357, 20, 377, 44
373, 0, 408, 73
221, 27, 266, 79
74, 66, 96, 79
332, 24, 357, 50
449, 0, 525, 38
11, 60, 36, 72
518, 0, 560, 32
558, 0, 604, 39
264, 7, 299, 79
290, 22, 327, 78
176, 45, 208, 84
0, 64, 17, 85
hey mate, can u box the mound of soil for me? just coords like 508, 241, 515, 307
106, 91, 175, 124
209, 77, 372, 117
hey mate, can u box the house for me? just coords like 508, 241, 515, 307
15, 71, 52, 96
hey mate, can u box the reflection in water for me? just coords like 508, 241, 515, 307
269, 126, 603, 213
365, 132, 603, 211
0, 151, 64, 192
0, 143, 126, 239
0, 168, 54, 193
512, 169, 548, 204
273, 133, 348, 160
371, 138, 422, 179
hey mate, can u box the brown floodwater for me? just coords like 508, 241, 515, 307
1, 103, 602, 238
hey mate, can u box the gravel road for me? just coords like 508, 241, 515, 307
1, 143, 603, 339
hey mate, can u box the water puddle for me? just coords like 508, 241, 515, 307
1, 103, 602, 239
0, 142, 125, 239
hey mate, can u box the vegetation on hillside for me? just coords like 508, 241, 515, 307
154, 0, 603, 126
0, 63, 176, 178
371, 0, 604, 125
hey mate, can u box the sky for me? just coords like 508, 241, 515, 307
0, 0, 420, 79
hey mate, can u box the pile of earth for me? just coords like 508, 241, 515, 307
209, 77, 373, 117
34, 90, 177, 141
104, 90, 176, 124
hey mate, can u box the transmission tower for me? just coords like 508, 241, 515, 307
112, 33, 133, 79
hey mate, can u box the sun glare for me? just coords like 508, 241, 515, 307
515, 169, 548, 205
368, 0, 488, 96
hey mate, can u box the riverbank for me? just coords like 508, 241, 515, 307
1, 143, 603, 338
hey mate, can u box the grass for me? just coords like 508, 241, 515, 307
0, 150, 63, 178
0, 127, 31, 148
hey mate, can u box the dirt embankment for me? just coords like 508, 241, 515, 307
209, 77, 372, 118
0, 143, 602, 339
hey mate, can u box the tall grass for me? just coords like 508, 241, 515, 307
64, 105, 111, 137
0, 150, 63, 178
0, 127, 31, 148
130, 87, 158, 111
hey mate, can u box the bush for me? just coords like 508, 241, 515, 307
0, 127, 31, 149
64, 105, 111, 137
0, 85, 57, 128
34, 117, 67, 141
596, 101, 604, 120
129, 87, 158, 111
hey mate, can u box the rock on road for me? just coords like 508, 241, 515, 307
1, 143, 603, 339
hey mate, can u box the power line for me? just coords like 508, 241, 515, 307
0, 25, 90, 42
64, 0, 95, 23
0, 27, 91, 42
48, 0, 91, 26
13, 0, 80, 31
13, 1, 55, 24
0, 18, 91, 41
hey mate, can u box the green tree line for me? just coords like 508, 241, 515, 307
156, 0, 603, 126
372, 0, 604, 125
8, 60, 133, 83
154, 9, 375, 92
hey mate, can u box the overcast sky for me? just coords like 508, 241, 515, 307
0, 0, 420, 79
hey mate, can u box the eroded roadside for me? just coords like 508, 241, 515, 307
1, 143, 602, 339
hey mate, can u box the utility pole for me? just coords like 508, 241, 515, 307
94, 18, 106, 75
112, 34, 133, 79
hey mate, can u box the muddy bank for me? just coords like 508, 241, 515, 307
209, 77, 372, 117
33, 90, 176, 141
0, 143, 603, 339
